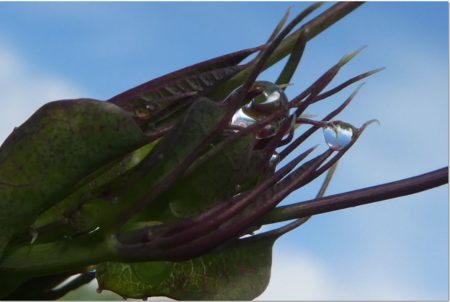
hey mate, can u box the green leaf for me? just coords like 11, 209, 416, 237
27, 140, 158, 245
3, 272, 72, 300
0, 274, 27, 298
0, 99, 146, 257
139, 134, 256, 221
65, 97, 229, 232
97, 236, 277, 300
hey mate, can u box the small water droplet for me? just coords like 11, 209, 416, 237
269, 152, 280, 168
235, 184, 242, 192
30, 229, 38, 244
323, 121, 356, 151
88, 226, 101, 234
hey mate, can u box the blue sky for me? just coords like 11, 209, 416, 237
0, 2, 447, 300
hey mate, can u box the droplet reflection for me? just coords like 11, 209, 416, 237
269, 152, 280, 168
250, 81, 289, 114
231, 108, 256, 128
230, 81, 289, 139
323, 121, 356, 151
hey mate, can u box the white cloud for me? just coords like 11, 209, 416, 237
257, 248, 337, 300
0, 45, 84, 143
258, 43, 447, 300
258, 247, 426, 301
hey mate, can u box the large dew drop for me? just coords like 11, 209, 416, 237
230, 81, 289, 139
249, 81, 289, 114
323, 121, 357, 151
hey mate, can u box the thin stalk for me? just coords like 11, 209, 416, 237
313, 67, 384, 102
279, 83, 363, 160
0, 233, 117, 276
260, 167, 448, 224
211, 2, 364, 99
276, 30, 307, 87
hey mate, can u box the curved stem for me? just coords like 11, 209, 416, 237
260, 167, 448, 225
2, 166, 446, 274
0, 233, 117, 277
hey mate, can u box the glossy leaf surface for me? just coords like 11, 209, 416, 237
0, 99, 146, 257
97, 236, 276, 300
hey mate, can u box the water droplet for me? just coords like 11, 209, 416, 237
322, 121, 356, 151
269, 152, 280, 168
231, 108, 256, 128
250, 81, 289, 114
230, 81, 289, 139
88, 226, 101, 234
235, 184, 242, 192
30, 229, 38, 244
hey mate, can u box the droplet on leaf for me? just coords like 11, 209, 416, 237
269, 152, 280, 168
230, 81, 289, 139
30, 229, 38, 244
249, 81, 289, 114
322, 121, 356, 151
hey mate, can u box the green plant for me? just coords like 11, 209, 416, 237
0, 2, 447, 300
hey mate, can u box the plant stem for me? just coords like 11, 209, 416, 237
0, 233, 117, 277
212, 2, 364, 99
260, 167, 448, 224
